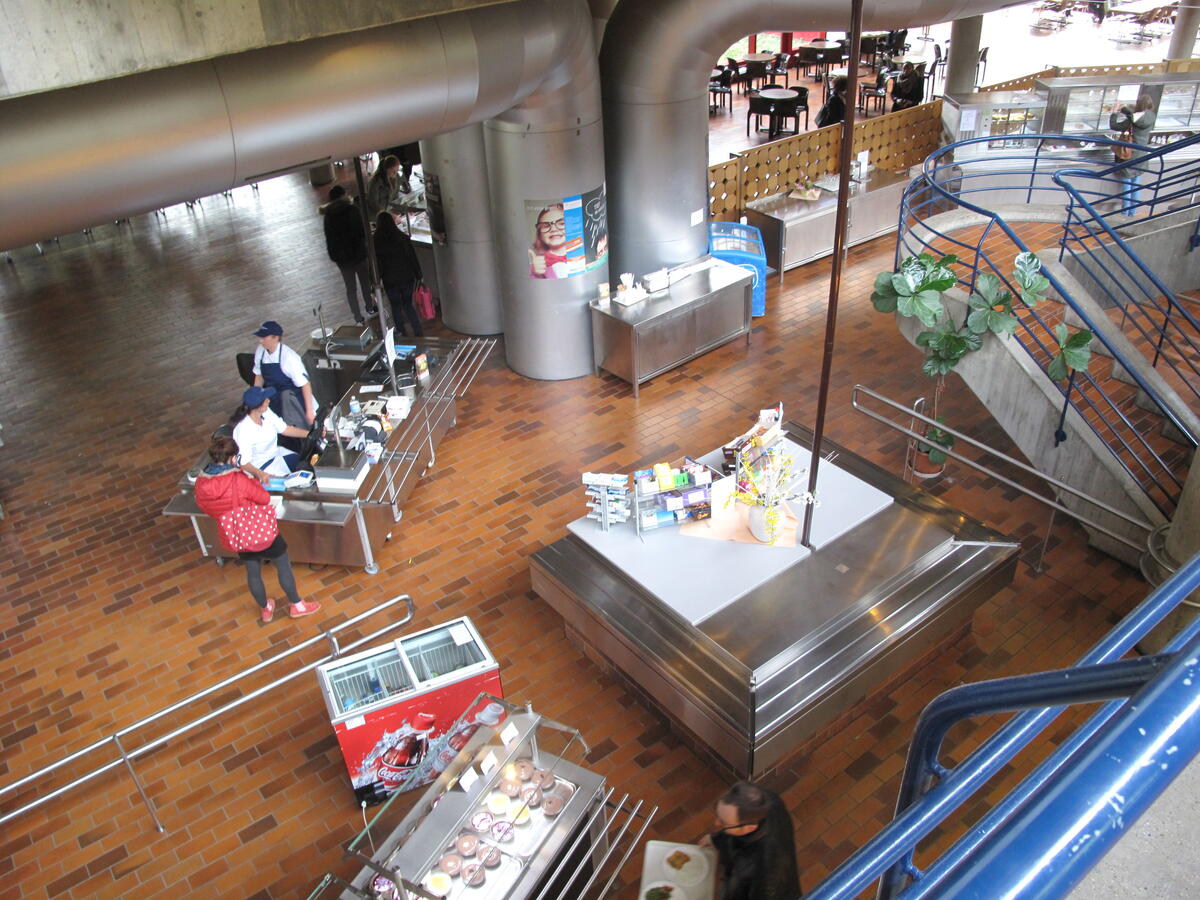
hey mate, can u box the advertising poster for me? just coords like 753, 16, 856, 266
526, 183, 608, 279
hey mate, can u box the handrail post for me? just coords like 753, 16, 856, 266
112, 735, 165, 834
351, 498, 379, 575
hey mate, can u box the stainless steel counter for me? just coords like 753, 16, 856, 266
163, 334, 494, 573
589, 258, 752, 397
530, 422, 1019, 778
744, 168, 910, 282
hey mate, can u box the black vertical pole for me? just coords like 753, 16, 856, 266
353, 156, 388, 332
801, 0, 864, 549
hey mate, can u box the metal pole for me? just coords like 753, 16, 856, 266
112, 735, 165, 834
353, 156, 402, 397
801, 0, 863, 549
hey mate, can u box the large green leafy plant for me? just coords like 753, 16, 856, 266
871, 251, 1094, 469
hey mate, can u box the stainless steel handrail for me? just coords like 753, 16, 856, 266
363, 337, 495, 505
851, 385, 1155, 552
0, 594, 416, 830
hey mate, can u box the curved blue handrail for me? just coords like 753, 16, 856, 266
805, 551, 1200, 900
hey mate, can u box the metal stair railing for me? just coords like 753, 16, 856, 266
806, 550, 1200, 900
1051, 142, 1200, 406
899, 134, 1198, 513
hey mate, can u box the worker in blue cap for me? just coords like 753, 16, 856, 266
251, 320, 318, 429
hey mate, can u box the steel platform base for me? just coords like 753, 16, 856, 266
531, 421, 1019, 779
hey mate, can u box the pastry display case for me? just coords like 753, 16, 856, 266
1037, 73, 1200, 142
309, 694, 656, 900
941, 91, 1049, 157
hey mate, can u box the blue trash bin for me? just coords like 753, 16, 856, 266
709, 222, 767, 316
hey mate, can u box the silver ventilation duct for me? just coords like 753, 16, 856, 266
600, 0, 1021, 277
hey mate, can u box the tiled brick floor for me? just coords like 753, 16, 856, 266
0, 170, 1150, 899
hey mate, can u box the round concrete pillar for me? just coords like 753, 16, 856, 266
420, 126, 503, 335
945, 15, 983, 95
1167, 2, 1200, 62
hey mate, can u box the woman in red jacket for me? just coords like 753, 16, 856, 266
193, 435, 321, 623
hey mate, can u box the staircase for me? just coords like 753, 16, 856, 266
895, 134, 1200, 560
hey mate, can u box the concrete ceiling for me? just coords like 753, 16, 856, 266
0, 0, 517, 99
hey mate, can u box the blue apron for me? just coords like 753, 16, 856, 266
260, 348, 307, 430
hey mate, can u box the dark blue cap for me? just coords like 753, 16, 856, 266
242, 386, 277, 408
253, 320, 284, 337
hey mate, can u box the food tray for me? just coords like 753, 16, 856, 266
638, 841, 717, 900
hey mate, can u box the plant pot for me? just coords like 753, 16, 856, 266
911, 451, 945, 479
747, 504, 775, 543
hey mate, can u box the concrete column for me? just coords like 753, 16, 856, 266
944, 15, 983, 95
420, 125, 503, 335
1165, 466, 1200, 568
1167, 1, 1200, 62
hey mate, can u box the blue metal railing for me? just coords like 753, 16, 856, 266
807, 551, 1200, 900
898, 134, 1198, 513
1051, 143, 1200, 405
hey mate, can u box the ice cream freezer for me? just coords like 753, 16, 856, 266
307, 695, 658, 900
316, 616, 503, 805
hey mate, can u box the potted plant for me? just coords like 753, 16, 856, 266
871, 251, 1093, 477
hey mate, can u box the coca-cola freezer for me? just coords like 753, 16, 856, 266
315, 616, 502, 805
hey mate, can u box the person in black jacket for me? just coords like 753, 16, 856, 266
815, 76, 848, 128
704, 782, 802, 900
374, 212, 424, 337
321, 184, 373, 325
891, 62, 923, 111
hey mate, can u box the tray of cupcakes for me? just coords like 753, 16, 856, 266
420, 758, 579, 897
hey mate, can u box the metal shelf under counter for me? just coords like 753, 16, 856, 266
589, 258, 752, 398
743, 167, 910, 284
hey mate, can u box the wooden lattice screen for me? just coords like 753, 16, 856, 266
708, 100, 943, 217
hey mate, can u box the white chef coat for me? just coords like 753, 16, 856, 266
233, 408, 293, 476
253, 343, 318, 413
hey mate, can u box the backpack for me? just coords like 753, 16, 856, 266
217, 504, 278, 553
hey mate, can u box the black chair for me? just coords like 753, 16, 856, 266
236, 352, 256, 386
790, 86, 810, 131
791, 45, 818, 79
860, 36, 879, 69
772, 97, 803, 137
726, 56, 750, 93
743, 59, 769, 93
766, 53, 791, 87
709, 66, 733, 114
747, 94, 775, 135
923, 56, 940, 101
858, 69, 889, 116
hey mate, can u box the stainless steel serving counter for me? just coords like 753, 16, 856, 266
744, 168, 910, 283
163, 334, 494, 573
530, 422, 1019, 778
589, 258, 752, 397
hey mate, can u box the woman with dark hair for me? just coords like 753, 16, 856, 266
703, 781, 802, 900
528, 203, 569, 278
891, 62, 923, 111
193, 435, 321, 623
815, 76, 848, 128
374, 211, 424, 337
231, 385, 310, 481
367, 154, 401, 220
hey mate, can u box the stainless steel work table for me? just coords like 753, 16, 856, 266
530, 421, 1019, 779
744, 168, 910, 283
589, 258, 752, 397
164, 335, 495, 573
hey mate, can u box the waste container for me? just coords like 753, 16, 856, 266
709, 222, 767, 316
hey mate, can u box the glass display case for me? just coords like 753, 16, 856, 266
942, 91, 1049, 157
1038, 73, 1200, 141
309, 695, 616, 900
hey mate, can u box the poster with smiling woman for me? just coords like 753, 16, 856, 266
526, 184, 608, 279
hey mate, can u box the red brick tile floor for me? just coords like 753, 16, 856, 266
0, 170, 1151, 899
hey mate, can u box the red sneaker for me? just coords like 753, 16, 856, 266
289, 600, 322, 619
260, 598, 275, 624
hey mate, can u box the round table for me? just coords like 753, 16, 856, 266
801, 40, 839, 50
742, 52, 776, 62
711, 68, 723, 80
756, 88, 800, 138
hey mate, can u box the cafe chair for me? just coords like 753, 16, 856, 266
858, 70, 889, 116
726, 57, 750, 93
747, 94, 775, 136
792, 45, 818, 79
773, 96, 802, 136
743, 59, 770, 93
860, 35, 879, 69
709, 67, 733, 114
236, 352, 257, 387
791, 86, 811, 130
766, 53, 791, 87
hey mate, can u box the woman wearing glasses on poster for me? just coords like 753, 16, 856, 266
528, 203, 570, 278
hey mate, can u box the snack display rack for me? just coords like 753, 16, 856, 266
308, 695, 657, 900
